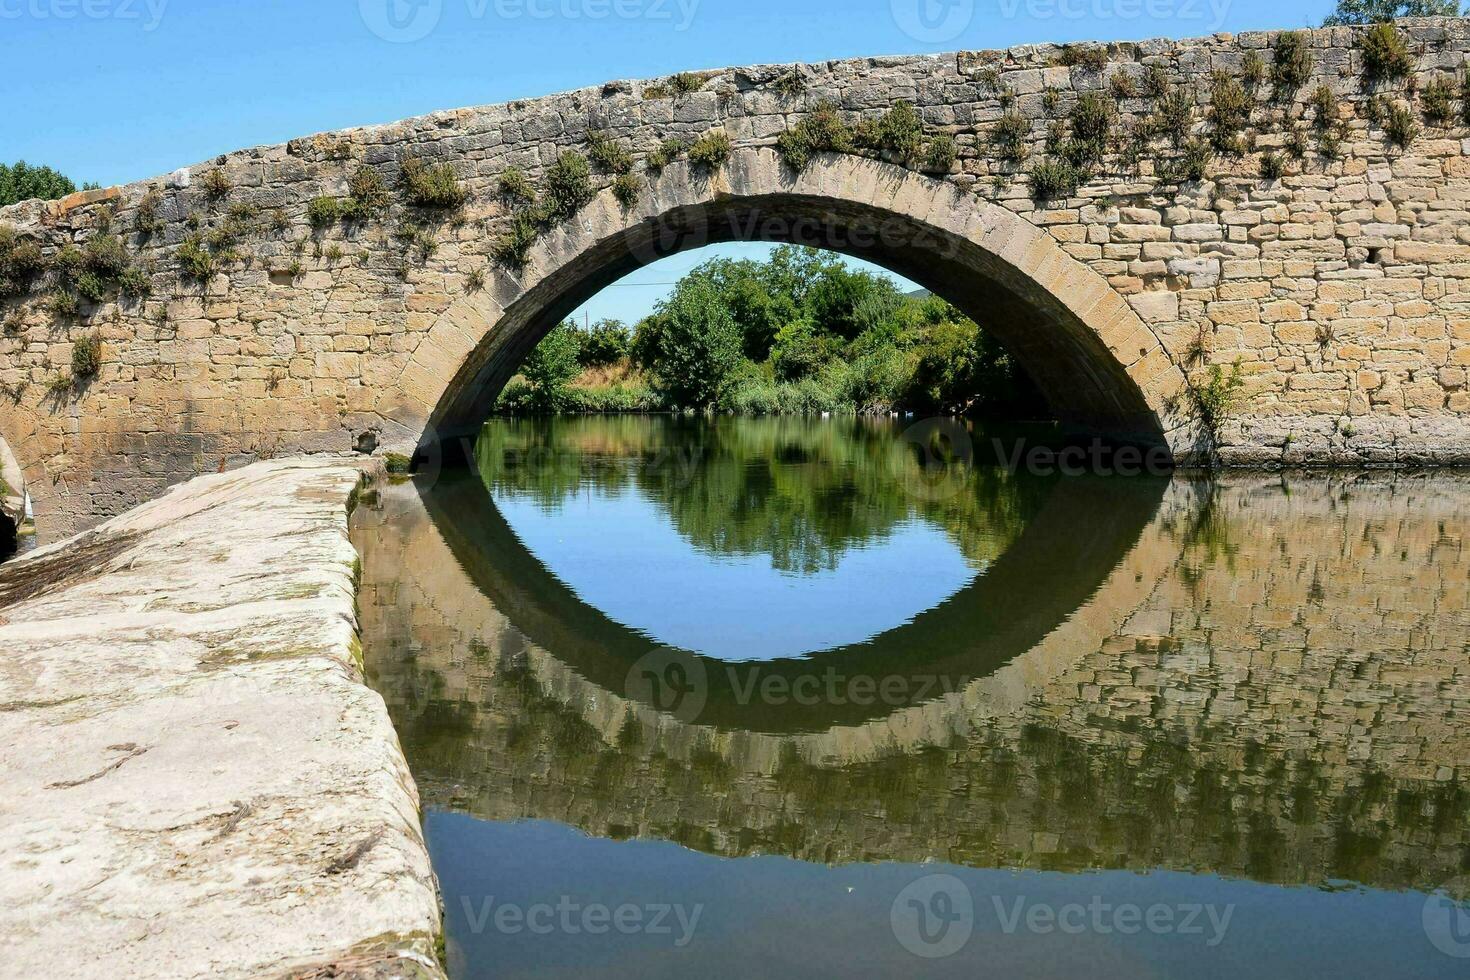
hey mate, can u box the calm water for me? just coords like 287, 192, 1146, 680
352, 416, 1470, 979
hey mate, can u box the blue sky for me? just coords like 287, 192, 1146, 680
3, 0, 1337, 322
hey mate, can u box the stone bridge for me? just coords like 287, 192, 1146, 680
4, 19, 1470, 541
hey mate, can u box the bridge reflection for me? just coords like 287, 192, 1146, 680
354, 468, 1470, 895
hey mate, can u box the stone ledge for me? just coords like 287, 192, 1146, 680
0, 458, 444, 980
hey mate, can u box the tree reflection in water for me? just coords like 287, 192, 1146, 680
355, 420, 1470, 909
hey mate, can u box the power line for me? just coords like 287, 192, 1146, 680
592, 281, 684, 287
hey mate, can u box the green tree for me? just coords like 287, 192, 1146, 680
662, 256, 800, 362
0, 161, 94, 207
760, 245, 842, 305
519, 321, 583, 410
909, 318, 984, 412
804, 264, 903, 341
647, 278, 743, 409
770, 316, 834, 382
579, 319, 631, 368
1324, 0, 1462, 24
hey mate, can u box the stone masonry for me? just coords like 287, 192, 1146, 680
4, 20, 1470, 542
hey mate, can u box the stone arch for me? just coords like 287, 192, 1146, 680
377, 150, 1202, 462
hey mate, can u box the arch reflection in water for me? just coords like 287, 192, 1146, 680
352, 422, 1470, 979
423, 417, 1171, 731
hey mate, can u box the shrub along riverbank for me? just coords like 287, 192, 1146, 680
497, 245, 1046, 419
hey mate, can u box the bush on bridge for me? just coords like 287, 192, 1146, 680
1271, 31, 1315, 101
491, 212, 539, 270
775, 103, 853, 170
1381, 99, 1420, 149
0, 227, 46, 299
498, 168, 536, 205
200, 168, 232, 202
306, 196, 343, 229
645, 139, 687, 174
540, 151, 594, 222
612, 173, 643, 208
71, 332, 102, 380
134, 188, 165, 239
1207, 71, 1254, 155
176, 232, 239, 283
1359, 22, 1414, 87
398, 156, 467, 209
1028, 158, 1082, 200
1420, 75, 1456, 127
773, 101, 957, 177
588, 132, 634, 176
990, 112, 1031, 164
687, 130, 732, 172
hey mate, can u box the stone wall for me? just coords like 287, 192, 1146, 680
0, 459, 444, 979
6, 19, 1470, 540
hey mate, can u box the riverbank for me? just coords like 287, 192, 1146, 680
0, 459, 443, 979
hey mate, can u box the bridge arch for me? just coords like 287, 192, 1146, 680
380, 150, 1201, 462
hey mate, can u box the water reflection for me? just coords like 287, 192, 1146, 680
477, 417, 1041, 659
353, 419, 1470, 977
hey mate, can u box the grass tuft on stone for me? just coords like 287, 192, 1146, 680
688, 130, 732, 171
540, 152, 594, 221
71, 332, 101, 379
399, 156, 468, 209
1359, 22, 1413, 88
1271, 31, 1314, 100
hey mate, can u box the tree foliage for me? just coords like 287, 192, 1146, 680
1324, 0, 1463, 24
579, 319, 631, 368
518, 322, 584, 410
642, 277, 744, 409
0, 161, 95, 207
506, 245, 1046, 418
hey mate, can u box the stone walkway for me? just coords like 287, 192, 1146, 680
0, 459, 444, 979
